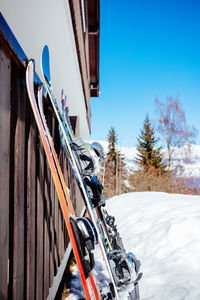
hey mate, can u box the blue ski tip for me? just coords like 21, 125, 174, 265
42, 45, 51, 83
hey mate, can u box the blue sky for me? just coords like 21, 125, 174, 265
90, 0, 200, 147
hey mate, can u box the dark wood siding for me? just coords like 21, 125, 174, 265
0, 44, 11, 300
0, 32, 85, 300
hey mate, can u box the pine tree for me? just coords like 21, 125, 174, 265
136, 114, 166, 172
103, 127, 128, 198
107, 127, 118, 163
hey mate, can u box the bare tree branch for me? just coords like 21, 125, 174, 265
155, 96, 198, 168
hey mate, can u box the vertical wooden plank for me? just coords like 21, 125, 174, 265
54, 171, 60, 269
12, 65, 25, 300
63, 158, 70, 249
58, 150, 63, 260
49, 116, 55, 286
53, 119, 59, 272
60, 151, 65, 258
58, 204, 62, 262
57, 129, 63, 266
45, 109, 56, 294
36, 138, 44, 300
26, 109, 36, 300
0, 47, 11, 300
62, 213, 65, 258
44, 155, 50, 298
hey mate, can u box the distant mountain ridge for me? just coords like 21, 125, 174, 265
91, 140, 200, 179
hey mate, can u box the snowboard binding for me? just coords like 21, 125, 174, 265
70, 216, 98, 278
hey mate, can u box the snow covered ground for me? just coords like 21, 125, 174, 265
66, 192, 200, 299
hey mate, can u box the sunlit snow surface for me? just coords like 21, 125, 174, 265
66, 192, 200, 299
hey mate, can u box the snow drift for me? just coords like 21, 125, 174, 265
67, 192, 200, 299
106, 192, 200, 299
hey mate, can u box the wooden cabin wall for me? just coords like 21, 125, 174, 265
0, 36, 84, 300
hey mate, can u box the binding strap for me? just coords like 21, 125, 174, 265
70, 216, 98, 278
